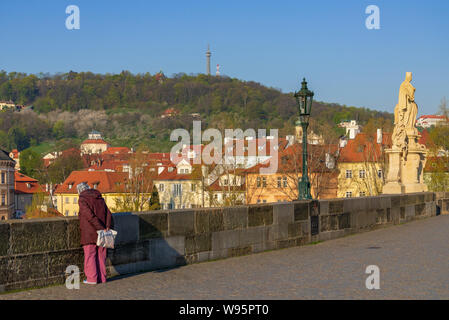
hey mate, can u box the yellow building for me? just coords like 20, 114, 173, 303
54, 170, 128, 216
245, 143, 338, 203
0, 100, 15, 110
337, 133, 390, 198
208, 172, 246, 207
154, 159, 207, 209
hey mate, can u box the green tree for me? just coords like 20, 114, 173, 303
8, 126, 30, 151
47, 151, 84, 184
0, 82, 13, 101
149, 185, 161, 210
0, 130, 8, 150
52, 120, 65, 139
19, 149, 45, 180
426, 121, 449, 191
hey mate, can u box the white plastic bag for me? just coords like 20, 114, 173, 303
96, 229, 118, 249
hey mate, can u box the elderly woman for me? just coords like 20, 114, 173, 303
77, 182, 113, 285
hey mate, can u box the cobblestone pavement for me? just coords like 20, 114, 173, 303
2, 215, 449, 300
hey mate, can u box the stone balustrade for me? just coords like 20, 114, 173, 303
1, 192, 446, 293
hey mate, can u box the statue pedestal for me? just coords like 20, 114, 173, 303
383, 149, 405, 194
402, 146, 428, 193
383, 135, 427, 194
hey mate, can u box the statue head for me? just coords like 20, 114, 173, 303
405, 72, 412, 82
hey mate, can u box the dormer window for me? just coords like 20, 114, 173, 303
68, 183, 73, 190
26, 183, 31, 189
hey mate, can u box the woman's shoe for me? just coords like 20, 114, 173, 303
83, 279, 97, 285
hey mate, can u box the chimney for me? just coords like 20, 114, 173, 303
286, 135, 295, 146
349, 128, 355, 140
377, 128, 382, 144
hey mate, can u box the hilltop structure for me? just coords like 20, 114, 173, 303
416, 115, 449, 128
206, 44, 211, 75
80, 130, 110, 155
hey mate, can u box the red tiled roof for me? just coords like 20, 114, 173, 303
147, 153, 171, 161
418, 115, 449, 120
55, 171, 128, 194
102, 147, 131, 155
208, 178, 246, 192
424, 156, 449, 172
163, 108, 179, 115
243, 142, 338, 174
87, 160, 127, 172
155, 165, 202, 181
14, 172, 44, 194
11, 149, 19, 159
339, 133, 392, 163
81, 139, 109, 145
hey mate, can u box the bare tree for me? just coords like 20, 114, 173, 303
438, 97, 448, 118
113, 147, 157, 212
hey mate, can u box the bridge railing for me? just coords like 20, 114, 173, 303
0, 192, 445, 293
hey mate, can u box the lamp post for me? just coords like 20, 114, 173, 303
294, 78, 314, 200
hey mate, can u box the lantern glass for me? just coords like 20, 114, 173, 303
294, 78, 314, 125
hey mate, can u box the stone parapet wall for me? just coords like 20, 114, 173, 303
435, 192, 449, 215
0, 192, 438, 293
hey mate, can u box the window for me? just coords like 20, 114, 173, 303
73, 197, 77, 204
257, 177, 261, 188
359, 170, 366, 179
191, 183, 196, 192
65, 210, 69, 216
1, 193, 5, 205
263, 200, 267, 203
262, 177, 267, 188
173, 184, 182, 197
345, 191, 352, 198
159, 184, 164, 192
377, 170, 382, 178
214, 194, 218, 200
1, 172, 5, 184
65, 197, 69, 204
257, 199, 261, 203
360, 191, 366, 197
223, 179, 228, 186
283, 177, 288, 188
277, 177, 281, 188
345, 170, 352, 179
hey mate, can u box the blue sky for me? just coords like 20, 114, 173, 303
0, 0, 448, 115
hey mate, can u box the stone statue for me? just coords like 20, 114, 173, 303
392, 72, 419, 152
383, 72, 427, 194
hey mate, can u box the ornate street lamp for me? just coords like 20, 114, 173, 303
294, 78, 314, 200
